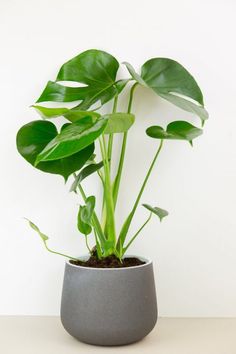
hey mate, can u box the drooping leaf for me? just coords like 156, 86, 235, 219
25, 218, 77, 260
77, 196, 96, 235
16, 120, 94, 180
142, 204, 168, 221
32, 105, 100, 122
124, 58, 208, 123
25, 218, 49, 241
70, 161, 104, 193
103, 113, 135, 134
35, 116, 108, 164
146, 121, 203, 145
37, 50, 129, 110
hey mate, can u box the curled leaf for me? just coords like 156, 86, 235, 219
78, 196, 96, 235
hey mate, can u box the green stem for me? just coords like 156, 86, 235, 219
113, 83, 138, 208
99, 136, 116, 244
107, 96, 118, 166
123, 213, 152, 254
85, 235, 92, 254
117, 140, 164, 251
43, 241, 78, 261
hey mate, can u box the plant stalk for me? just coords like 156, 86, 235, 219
99, 136, 116, 245
117, 139, 164, 252
112, 83, 138, 208
123, 212, 152, 254
43, 241, 78, 261
107, 96, 118, 166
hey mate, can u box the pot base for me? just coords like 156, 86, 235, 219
61, 256, 157, 346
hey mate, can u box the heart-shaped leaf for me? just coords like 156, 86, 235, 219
146, 121, 203, 145
142, 204, 168, 221
124, 58, 208, 123
103, 113, 135, 134
78, 196, 96, 235
36, 50, 129, 110
70, 161, 104, 193
35, 116, 108, 164
32, 105, 100, 122
16, 120, 94, 181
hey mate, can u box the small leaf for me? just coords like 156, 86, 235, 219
77, 196, 96, 235
146, 121, 203, 144
16, 120, 95, 180
103, 113, 135, 134
142, 204, 168, 221
35, 116, 108, 164
25, 218, 49, 241
32, 105, 100, 122
70, 161, 103, 193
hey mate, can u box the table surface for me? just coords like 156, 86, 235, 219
1, 317, 235, 354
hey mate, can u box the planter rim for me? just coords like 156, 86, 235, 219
66, 254, 152, 270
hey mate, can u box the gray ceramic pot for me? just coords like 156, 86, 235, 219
60, 256, 157, 346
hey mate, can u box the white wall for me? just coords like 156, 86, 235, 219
1, 0, 236, 317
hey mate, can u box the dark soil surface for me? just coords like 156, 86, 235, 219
70, 255, 145, 268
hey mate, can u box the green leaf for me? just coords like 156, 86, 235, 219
35, 116, 108, 164
142, 204, 168, 221
32, 105, 100, 122
36, 81, 87, 103
158, 93, 209, 124
123, 58, 208, 123
77, 196, 96, 235
16, 120, 94, 181
103, 113, 135, 134
37, 50, 128, 110
141, 58, 203, 104
25, 218, 49, 241
70, 161, 103, 193
146, 121, 203, 145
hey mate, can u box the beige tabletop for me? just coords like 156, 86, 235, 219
0, 317, 235, 354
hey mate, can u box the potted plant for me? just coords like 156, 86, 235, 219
16, 49, 208, 346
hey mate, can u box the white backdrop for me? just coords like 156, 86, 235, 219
1, 0, 235, 316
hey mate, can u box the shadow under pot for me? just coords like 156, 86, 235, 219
60, 256, 157, 346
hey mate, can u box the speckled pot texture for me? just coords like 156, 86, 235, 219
60, 256, 157, 346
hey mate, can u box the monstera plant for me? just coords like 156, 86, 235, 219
16, 49, 208, 263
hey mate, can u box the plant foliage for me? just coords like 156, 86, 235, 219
16, 49, 208, 261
